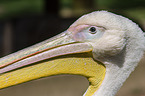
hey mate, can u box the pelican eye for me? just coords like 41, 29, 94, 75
89, 27, 97, 34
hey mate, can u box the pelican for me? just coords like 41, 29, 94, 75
0, 11, 145, 96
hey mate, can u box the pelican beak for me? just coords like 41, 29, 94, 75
0, 31, 106, 96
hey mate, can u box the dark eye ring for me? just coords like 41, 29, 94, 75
89, 27, 97, 34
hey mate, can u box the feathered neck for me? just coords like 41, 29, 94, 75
92, 24, 145, 96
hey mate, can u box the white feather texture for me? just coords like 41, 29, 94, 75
70, 11, 145, 96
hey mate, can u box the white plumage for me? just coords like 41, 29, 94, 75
0, 11, 145, 96
74, 11, 145, 96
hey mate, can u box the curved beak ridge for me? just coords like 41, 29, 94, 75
0, 31, 106, 96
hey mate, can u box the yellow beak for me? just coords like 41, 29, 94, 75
0, 31, 106, 96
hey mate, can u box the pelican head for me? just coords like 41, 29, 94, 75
0, 11, 145, 96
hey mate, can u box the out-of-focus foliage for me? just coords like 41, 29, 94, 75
97, 0, 145, 9
0, 0, 43, 19
124, 8, 145, 21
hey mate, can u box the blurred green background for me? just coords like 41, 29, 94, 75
0, 0, 145, 96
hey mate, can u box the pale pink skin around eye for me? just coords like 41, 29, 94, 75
67, 25, 90, 41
